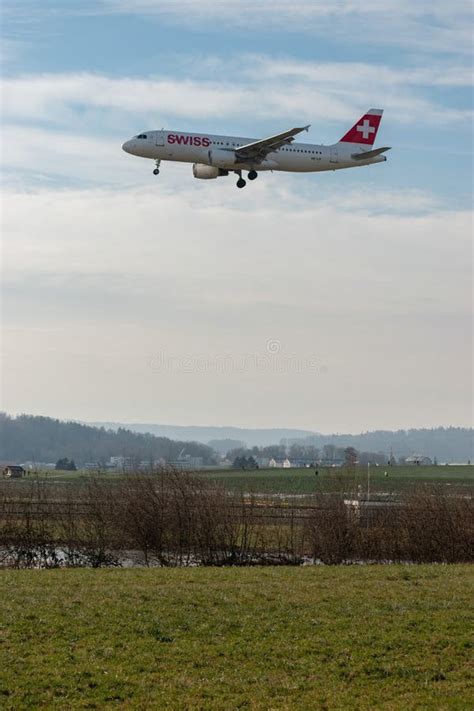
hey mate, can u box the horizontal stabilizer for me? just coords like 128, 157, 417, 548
351, 146, 391, 160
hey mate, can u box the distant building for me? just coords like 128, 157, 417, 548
168, 456, 204, 470
405, 455, 432, 466
290, 457, 318, 468
105, 455, 137, 472
20, 461, 55, 471
107, 456, 135, 470
268, 458, 292, 468
3, 465, 25, 478
109, 456, 127, 468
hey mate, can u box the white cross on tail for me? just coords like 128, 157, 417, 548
356, 119, 376, 140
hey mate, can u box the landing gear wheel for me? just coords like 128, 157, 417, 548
248, 170, 258, 181
237, 178, 246, 188
153, 168, 160, 175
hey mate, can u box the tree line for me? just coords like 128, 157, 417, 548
0, 413, 216, 467
228, 444, 389, 468
284, 427, 473, 463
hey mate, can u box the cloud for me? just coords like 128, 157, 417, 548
4, 1, 472, 61
1, 125, 144, 187
250, 57, 473, 89
2, 183, 472, 429
101, 0, 473, 55
2, 61, 471, 139
3, 184, 470, 305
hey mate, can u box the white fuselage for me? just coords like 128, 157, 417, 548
122, 130, 387, 173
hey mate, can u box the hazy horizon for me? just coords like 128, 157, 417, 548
3, 410, 472, 438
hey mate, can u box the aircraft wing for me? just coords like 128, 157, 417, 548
235, 125, 310, 161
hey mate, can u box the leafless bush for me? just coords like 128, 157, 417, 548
398, 487, 473, 562
116, 471, 268, 565
114, 472, 170, 565
0, 477, 121, 568
63, 477, 121, 567
304, 494, 357, 563
0, 479, 62, 568
304, 483, 473, 563
0, 472, 472, 567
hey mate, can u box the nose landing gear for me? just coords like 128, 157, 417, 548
153, 160, 161, 175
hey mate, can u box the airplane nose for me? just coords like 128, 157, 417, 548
122, 140, 133, 153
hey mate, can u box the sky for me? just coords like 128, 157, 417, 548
1, 0, 473, 433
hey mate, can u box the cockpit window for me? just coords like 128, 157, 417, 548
137, 134, 148, 139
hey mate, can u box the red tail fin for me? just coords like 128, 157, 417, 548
339, 109, 383, 145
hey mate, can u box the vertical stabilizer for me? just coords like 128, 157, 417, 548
339, 109, 383, 145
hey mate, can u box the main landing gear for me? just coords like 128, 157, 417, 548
235, 170, 258, 188
153, 160, 161, 175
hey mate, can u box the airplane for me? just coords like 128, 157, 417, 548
122, 109, 390, 188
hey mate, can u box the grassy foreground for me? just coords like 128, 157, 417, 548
1, 566, 472, 709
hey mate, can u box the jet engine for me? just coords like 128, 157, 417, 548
193, 164, 228, 179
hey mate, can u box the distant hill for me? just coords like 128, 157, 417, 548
291, 428, 473, 463
0, 414, 215, 466
1, 414, 471, 465
91, 422, 316, 447
92, 421, 473, 462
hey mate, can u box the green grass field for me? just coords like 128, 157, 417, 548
201, 465, 474, 495
19, 465, 474, 496
1, 565, 472, 709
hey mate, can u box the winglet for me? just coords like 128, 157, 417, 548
286, 125, 310, 143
